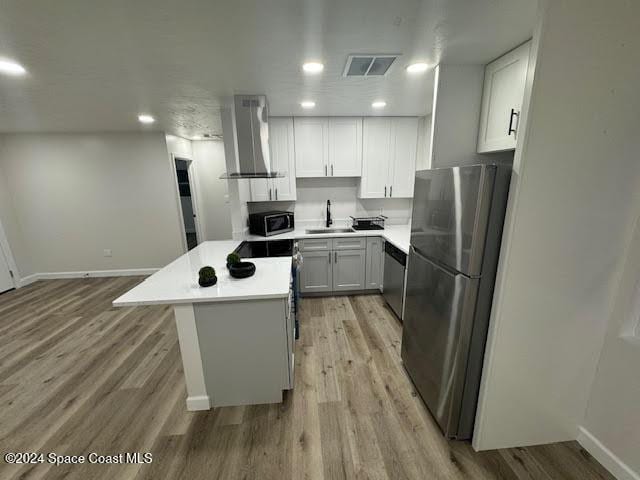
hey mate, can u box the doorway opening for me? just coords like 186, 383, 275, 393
173, 158, 201, 251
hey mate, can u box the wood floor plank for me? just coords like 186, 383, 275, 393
526, 442, 614, 480
291, 346, 325, 480
0, 283, 616, 480
318, 401, 356, 480
497, 446, 554, 480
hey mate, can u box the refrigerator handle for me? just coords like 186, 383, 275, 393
508, 108, 519, 136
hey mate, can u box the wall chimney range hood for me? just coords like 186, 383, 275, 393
220, 95, 283, 179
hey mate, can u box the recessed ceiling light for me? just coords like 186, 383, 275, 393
302, 62, 324, 74
372, 101, 387, 109
0, 58, 26, 76
138, 114, 155, 124
192, 135, 202, 141
406, 62, 429, 74
300, 101, 316, 109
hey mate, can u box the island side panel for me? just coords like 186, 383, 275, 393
194, 298, 289, 407
174, 304, 211, 411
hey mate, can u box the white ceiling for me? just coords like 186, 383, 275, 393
0, 0, 537, 137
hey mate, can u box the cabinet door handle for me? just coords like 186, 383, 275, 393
328, 252, 331, 263
269, 188, 272, 201
275, 188, 278, 200
508, 108, 519, 136
334, 251, 337, 263
384, 186, 387, 197
325, 165, 327, 176
331, 164, 334, 176
390, 186, 393, 197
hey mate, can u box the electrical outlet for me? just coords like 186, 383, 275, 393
103, 249, 112, 257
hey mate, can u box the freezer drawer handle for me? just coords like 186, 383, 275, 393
410, 246, 460, 277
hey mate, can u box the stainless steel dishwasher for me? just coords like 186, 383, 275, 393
383, 241, 407, 320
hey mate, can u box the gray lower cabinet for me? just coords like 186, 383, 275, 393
299, 238, 332, 252
299, 236, 383, 295
365, 237, 384, 290
332, 249, 366, 291
299, 250, 332, 293
333, 237, 367, 250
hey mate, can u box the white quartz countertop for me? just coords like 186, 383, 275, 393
245, 223, 411, 254
113, 240, 292, 307
113, 225, 411, 308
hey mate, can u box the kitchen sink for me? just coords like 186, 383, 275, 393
305, 228, 355, 234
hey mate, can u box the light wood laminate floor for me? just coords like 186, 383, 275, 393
0, 278, 613, 480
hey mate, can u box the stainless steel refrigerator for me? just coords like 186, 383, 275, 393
401, 164, 511, 440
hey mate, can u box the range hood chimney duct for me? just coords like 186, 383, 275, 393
220, 95, 283, 179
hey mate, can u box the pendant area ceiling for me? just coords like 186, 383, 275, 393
0, 0, 537, 137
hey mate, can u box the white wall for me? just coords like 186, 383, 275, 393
247, 177, 413, 226
430, 65, 484, 168
192, 141, 233, 241
580, 210, 640, 480
475, 0, 640, 453
0, 132, 184, 277
166, 135, 233, 242
166, 134, 193, 160
416, 115, 432, 171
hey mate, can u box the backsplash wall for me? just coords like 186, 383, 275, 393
247, 177, 412, 226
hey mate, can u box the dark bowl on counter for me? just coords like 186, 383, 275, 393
228, 261, 256, 279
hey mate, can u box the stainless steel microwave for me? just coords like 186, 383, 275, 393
248, 211, 294, 237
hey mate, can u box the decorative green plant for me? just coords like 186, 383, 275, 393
226, 252, 241, 266
198, 266, 217, 287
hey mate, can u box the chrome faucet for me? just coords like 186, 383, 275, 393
326, 200, 332, 228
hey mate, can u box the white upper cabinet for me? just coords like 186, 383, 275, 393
389, 117, 418, 198
270, 117, 296, 201
249, 178, 271, 202
477, 41, 531, 153
360, 117, 392, 198
328, 117, 362, 177
294, 117, 362, 177
359, 117, 418, 198
294, 117, 328, 177
249, 117, 296, 201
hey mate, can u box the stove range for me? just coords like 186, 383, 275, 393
233, 239, 294, 258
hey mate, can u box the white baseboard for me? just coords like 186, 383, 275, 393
17, 268, 158, 287
186, 395, 211, 411
17, 274, 40, 288
577, 426, 639, 480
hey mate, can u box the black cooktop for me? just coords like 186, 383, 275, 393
234, 239, 294, 258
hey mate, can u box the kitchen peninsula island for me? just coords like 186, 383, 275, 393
113, 240, 294, 411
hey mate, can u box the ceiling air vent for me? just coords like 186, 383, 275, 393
343, 54, 399, 77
